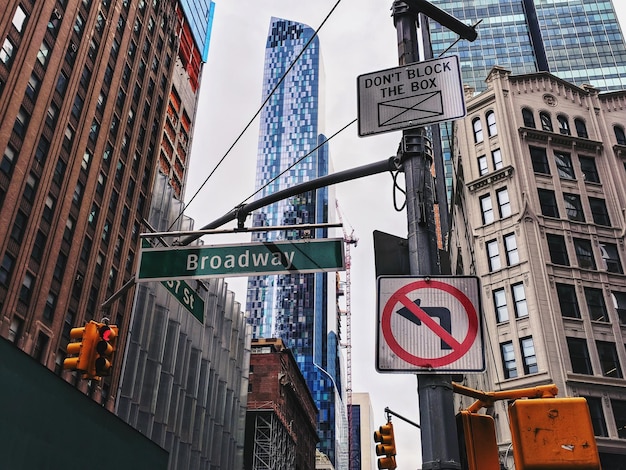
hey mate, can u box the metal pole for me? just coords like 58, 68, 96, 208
392, 2, 460, 469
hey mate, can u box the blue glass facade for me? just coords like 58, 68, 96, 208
429, 0, 626, 201
246, 17, 344, 467
179, 0, 215, 61
430, 0, 626, 93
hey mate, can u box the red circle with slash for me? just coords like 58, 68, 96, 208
381, 279, 478, 368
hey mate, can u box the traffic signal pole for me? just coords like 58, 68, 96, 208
391, 1, 477, 468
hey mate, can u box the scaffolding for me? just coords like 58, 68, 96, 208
250, 411, 295, 470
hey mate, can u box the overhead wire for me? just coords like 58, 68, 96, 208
168, 0, 346, 231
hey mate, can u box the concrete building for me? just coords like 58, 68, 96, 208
116, 174, 250, 470
449, 66, 626, 468
245, 338, 319, 470
246, 17, 346, 467
349, 392, 376, 470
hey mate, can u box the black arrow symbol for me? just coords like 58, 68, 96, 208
397, 298, 453, 350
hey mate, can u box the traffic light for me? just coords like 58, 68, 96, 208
93, 322, 118, 378
374, 422, 397, 469
456, 410, 500, 470
63, 321, 98, 374
509, 397, 600, 469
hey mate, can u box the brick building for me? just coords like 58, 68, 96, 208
245, 338, 319, 470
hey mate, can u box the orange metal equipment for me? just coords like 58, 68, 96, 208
509, 397, 601, 470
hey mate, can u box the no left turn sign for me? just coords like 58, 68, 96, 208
376, 276, 484, 373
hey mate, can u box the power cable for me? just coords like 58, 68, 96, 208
168, 0, 345, 231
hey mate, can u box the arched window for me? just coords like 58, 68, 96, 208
522, 108, 535, 128
557, 115, 570, 135
574, 118, 588, 138
540, 112, 553, 132
473, 117, 484, 143
614, 125, 626, 145
486, 110, 497, 137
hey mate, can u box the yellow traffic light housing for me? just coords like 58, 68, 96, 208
63, 321, 98, 374
374, 422, 397, 469
93, 323, 118, 378
509, 397, 600, 470
456, 410, 500, 470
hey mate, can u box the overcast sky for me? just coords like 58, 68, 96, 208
183, 2, 626, 468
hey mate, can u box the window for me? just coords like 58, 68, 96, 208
472, 117, 483, 143
19, 272, 34, 303
1, 38, 15, 64
0, 253, 15, 285
615, 125, 626, 145
23, 173, 38, 203
478, 155, 488, 176
530, 147, 550, 174
31, 231, 46, 263
492, 148, 503, 170
1, 145, 17, 177
575, 118, 588, 138
610, 400, 626, 439
540, 112, 553, 131
554, 151, 574, 179
589, 197, 610, 226
563, 193, 584, 222
43, 195, 55, 222
11, 210, 27, 243
486, 110, 497, 136
12, 5, 27, 31
611, 291, 626, 325
596, 341, 622, 378
600, 243, 623, 274
43, 292, 57, 321
574, 238, 596, 270
557, 115, 570, 135
579, 156, 600, 183
585, 397, 608, 437
520, 337, 538, 374
512, 282, 528, 318
547, 234, 569, 265
501, 342, 517, 378
487, 239, 501, 271
8, 316, 23, 344
493, 288, 509, 323
56, 71, 69, 96
26, 73, 40, 100
480, 194, 494, 224
567, 337, 592, 374
585, 287, 608, 322
504, 234, 519, 266
538, 189, 559, 217
557, 283, 581, 319
72, 94, 84, 119
13, 107, 29, 138
497, 188, 511, 218
522, 108, 535, 128
37, 40, 50, 66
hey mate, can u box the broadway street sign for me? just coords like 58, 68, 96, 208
137, 238, 345, 282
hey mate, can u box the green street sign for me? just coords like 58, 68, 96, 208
137, 238, 345, 282
161, 279, 205, 323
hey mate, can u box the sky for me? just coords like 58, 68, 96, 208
182, 1, 626, 468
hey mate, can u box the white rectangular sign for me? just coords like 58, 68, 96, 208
376, 275, 484, 373
357, 55, 466, 136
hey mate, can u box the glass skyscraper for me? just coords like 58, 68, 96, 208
430, 0, 626, 93
428, 0, 626, 201
245, 17, 346, 468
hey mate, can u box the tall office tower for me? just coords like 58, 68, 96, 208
449, 67, 626, 468
349, 393, 376, 470
246, 17, 346, 468
428, 0, 626, 200
0, 0, 208, 409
